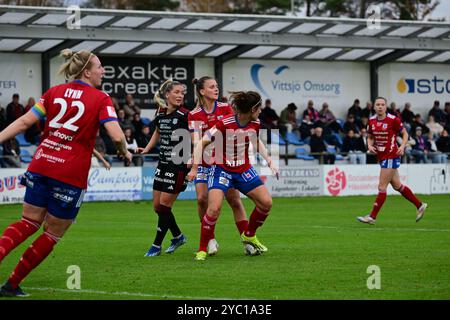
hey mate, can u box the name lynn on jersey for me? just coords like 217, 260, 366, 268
64, 88, 84, 100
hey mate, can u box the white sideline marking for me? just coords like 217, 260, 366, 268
23, 286, 243, 300
310, 225, 450, 233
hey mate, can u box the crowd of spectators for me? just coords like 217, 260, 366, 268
1, 91, 450, 167
259, 98, 450, 165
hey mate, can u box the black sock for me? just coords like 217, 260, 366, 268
167, 211, 182, 238
153, 212, 170, 246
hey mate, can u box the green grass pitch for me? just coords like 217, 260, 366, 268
0, 195, 449, 300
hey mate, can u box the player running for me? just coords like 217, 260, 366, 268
139, 80, 189, 256
187, 91, 279, 261
0, 49, 131, 297
189, 76, 250, 256
357, 97, 427, 225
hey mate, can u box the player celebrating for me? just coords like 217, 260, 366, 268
187, 91, 279, 261
0, 49, 131, 297
189, 76, 249, 256
139, 80, 189, 256
357, 97, 427, 225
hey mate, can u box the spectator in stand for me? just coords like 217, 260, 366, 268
99, 125, 117, 156
2, 137, 21, 168
411, 114, 429, 137
94, 131, 111, 166
6, 93, 25, 126
343, 115, 359, 134
299, 114, 314, 141
259, 99, 281, 143
123, 94, 141, 119
309, 127, 335, 164
444, 102, 450, 132
0, 106, 7, 131
23, 97, 41, 145
124, 127, 143, 167
360, 127, 377, 164
131, 112, 144, 134
362, 101, 374, 119
319, 102, 341, 133
388, 102, 402, 120
411, 127, 428, 163
347, 99, 363, 124
342, 129, 366, 164
436, 129, 450, 162
111, 96, 121, 113
426, 115, 444, 139
302, 100, 320, 123
357, 116, 369, 133
280, 102, 300, 137
260, 99, 280, 129
427, 131, 447, 163
117, 109, 133, 131
136, 125, 152, 149
401, 103, 415, 125
428, 100, 446, 125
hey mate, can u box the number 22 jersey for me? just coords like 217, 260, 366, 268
28, 80, 118, 189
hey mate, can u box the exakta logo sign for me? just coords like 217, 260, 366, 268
397, 76, 450, 94
250, 64, 341, 98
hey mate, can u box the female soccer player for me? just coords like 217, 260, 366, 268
139, 80, 189, 256
188, 77, 250, 256
187, 91, 279, 261
0, 49, 132, 297
357, 97, 427, 225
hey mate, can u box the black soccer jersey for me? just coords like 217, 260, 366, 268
154, 109, 190, 167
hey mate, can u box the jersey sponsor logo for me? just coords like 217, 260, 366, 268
167, 185, 174, 190
35, 148, 43, 160
107, 106, 117, 118
325, 167, 347, 196
165, 172, 175, 178
219, 176, 229, 186
53, 192, 74, 204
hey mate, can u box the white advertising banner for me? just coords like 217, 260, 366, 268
379, 63, 450, 114
261, 166, 323, 197
0, 53, 42, 108
84, 167, 142, 202
323, 164, 450, 196
0, 169, 26, 204
223, 59, 370, 118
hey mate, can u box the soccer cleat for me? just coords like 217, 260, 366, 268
357, 215, 376, 225
0, 281, 30, 298
243, 243, 261, 256
241, 233, 268, 253
144, 244, 161, 257
416, 202, 428, 222
207, 238, 219, 256
165, 234, 187, 254
194, 251, 207, 261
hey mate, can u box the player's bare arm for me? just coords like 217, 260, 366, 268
187, 131, 214, 181
93, 149, 111, 170
253, 139, 279, 179
397, 128, 409, 156
138, 129, 160, 154
0, 111, 39, 144
103, 121, 132, 162
367, 133, 377, 154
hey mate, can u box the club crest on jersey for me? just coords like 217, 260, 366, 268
382, 123, 388, 129
218, 115, 224, 120
173, 118, 178, 125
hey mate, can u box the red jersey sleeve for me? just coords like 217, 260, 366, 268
393, 117, 403, 133
98, 94, 118, 124
31, 89, 52, 120
188, 113, 202, 133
